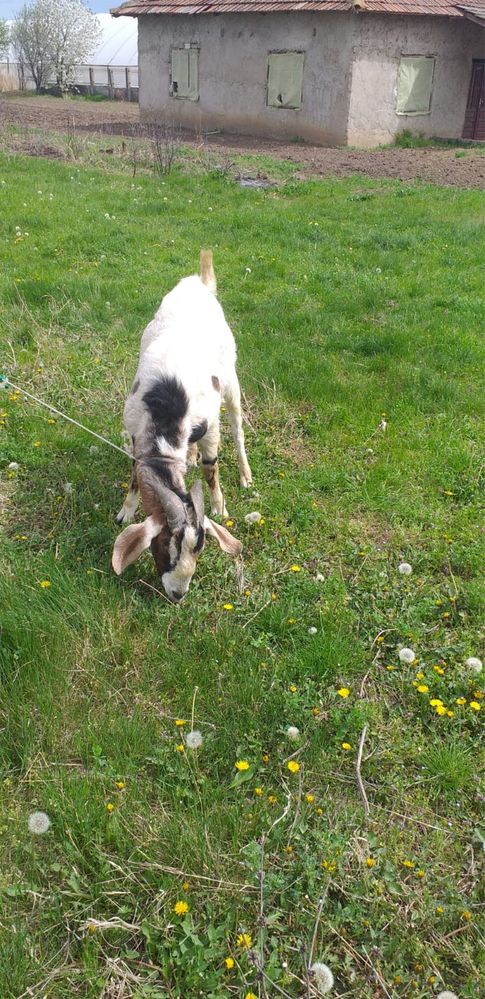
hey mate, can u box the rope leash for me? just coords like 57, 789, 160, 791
0, 374, 131, 459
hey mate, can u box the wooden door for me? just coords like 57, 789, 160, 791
463, 61, 485, 140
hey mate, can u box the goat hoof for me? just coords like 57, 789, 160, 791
240, 471, 253, 488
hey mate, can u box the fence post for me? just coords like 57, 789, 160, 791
89, 66, 95, 96
107, 66, 114, 100
125, 66, 131, 102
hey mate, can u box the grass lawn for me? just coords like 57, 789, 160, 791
0, 149, 484, 999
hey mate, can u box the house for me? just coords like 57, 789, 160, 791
111, 0, 485, 146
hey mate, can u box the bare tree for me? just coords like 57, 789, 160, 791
12, 0, 101, 94
0, 20, 10, 60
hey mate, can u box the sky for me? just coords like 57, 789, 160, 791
1, 0, 113, 16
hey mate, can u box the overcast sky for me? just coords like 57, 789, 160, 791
1, 0, 113, 16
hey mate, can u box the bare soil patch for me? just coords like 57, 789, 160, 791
1, 95, 484, 189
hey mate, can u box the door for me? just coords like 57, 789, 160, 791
463, 60, 485, 140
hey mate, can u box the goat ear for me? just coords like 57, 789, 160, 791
189, 479, 205, 525
203, 516, 243, 556
112, 516, 162, 575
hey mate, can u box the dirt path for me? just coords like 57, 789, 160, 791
1, 95, 484, 189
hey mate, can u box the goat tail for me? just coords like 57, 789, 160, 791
200, 249, 217, 295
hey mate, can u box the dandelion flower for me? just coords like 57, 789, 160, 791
337, 687, 350, 698
176, 743, 184, 753
399, 647, 415, 664
398, 562, 412, 575
455, 697, 466, 706
417, 684, 429, 693
466, 657, 482, 673
115, 780, 125, 789
286, 726, 300, 741
39, 580, 51, 589
223, 603, 234, 611
224, 956, 234, 969
235, 760, 250, 771
430, 698, 443, 707
469, 701, 481, 711
106, 802, 114, 813
290, 564, 302, 572
186, 730, 203, 749
245, 993, 257, 999
306, 793, 315, 803
254, 787, 263, 796
437, 992, 458, 999
173, 900, 189, 915
310, 961, 334, 994
236, 932, 252, 948
175, 718, 185, 726
28, 811, 50, 835
244, 511, 262, 524
287, 760, 300, 773
366, 858, 376, 868
435, 704, 447, 715
341, 742, 352, 751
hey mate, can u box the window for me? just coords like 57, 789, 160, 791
171, 47, 199, 101
267, 52, 304, 110
396, 56, 435, 115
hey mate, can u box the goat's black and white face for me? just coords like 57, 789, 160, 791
156, 521, 206, 603
112, 478, 241, 602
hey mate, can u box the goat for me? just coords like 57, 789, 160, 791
112, 250, 252, 603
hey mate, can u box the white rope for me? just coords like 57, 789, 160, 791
1, 376, 130, 459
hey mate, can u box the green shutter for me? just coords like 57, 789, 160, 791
267, 52, 304, 109
396, 57, 435, 115
171, 48, 199, 100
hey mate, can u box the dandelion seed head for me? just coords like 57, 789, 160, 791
437, 992, 458, 999
316, 572, 325, 582
185, 730, 203, 750
399, 647, 415, 663
398, 562, 412, 575
28, 811, 50, 835
286, 726, 300, 741
465, 657, 482, 673
310, 961, 334, 994
245, 510, 262, 524
308, 626, 318, 635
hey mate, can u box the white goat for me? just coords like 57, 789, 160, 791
112, 250, 252, 603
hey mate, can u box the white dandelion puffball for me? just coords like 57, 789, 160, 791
308, 626, 318, 635
310, 961, 334, 994
398, 562, 412, 576
437, 992, 458, 999
316, 573, 325, 582
286, 726, 300, 741
8, 461, 19, 470
244, 511, 262, 524
28, 811, 51, 835
465, 657, 482, 674
399, 647, 416, 664
185, 730, 203, 750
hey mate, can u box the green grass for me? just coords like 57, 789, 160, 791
0, 148, 484, 999
392, 129, 485, 152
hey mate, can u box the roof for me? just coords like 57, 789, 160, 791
111, 0, 485, 19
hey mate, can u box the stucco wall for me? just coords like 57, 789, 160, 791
137, 11, 482, 146
138, 11, 353, 145
347, 15, 483, 146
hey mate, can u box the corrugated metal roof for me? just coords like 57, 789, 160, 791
111, 0, 485, 18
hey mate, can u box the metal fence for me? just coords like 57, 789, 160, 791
0, 60, 139, 101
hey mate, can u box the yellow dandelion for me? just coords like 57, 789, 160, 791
430, 698, 443, 707
106, 803, 114, 813
316, 807, 323, 815
366, 858, 376, 868
237, 932, 252, 948
246, 993, 257, 999
176, 743, 184, 753
290, 564, 302, 572
33, 441, 42, 447
235, 760, 250, 771
225, 519, 234, 528
416, 671, 425, 680
402, 859, 414, 869
461, 910, 471, 921
341, 742, 352, 751
312, 706, 320, 715
268, 794, 277, 805
337, 687, 350, 698
181, 881, 190, 891
39, 580, 51, 588
115, 780, 125, 789
469, 701, 481, 711
287, 760, 300, 774
173, 900, 189, 915
417, 684, 429, 693
446, 710, 454, 718
47, 418, 56, 424
435, 906, 444, 915
305, 793, 315, 803
289, 683, 297, 692
435, 704, 447, 716
433, 665, 445, 675
415, 869, 425, 878
261, 753, 269, 763
223, 603, 234, 611
254, 786, 263, 796
224, 956, 234, 969
175, 718, 185, 726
